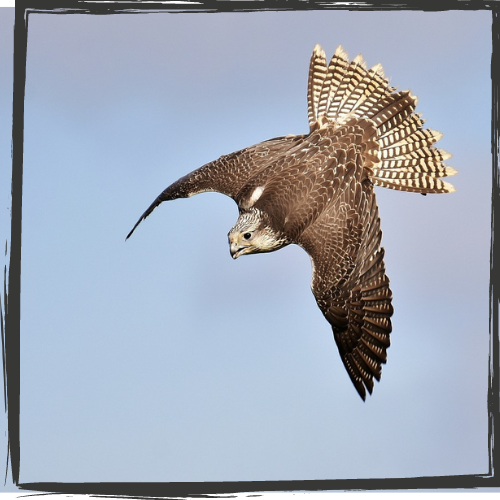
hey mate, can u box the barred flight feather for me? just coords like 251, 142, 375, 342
306, 45, 456, 195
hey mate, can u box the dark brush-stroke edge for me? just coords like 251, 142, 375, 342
13, 474, 500, 496
4, 0, 499, 496
489, 2, 499, 484
6, 1, 27, 488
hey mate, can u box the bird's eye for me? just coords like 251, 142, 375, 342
243, 232, 252, 240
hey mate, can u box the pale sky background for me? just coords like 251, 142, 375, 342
0, 6, 493, 492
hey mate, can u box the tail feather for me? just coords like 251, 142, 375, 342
369, 92, 417, 134
307, 45, 328, 129
307, 45, 457, 194
332, 54, 368, 118
377, 159, 456, 177
342, 66, 394, 121
379, 123, 442, 150
380, 143, 450, 161
374, 175, 456, 193
335, 63, 386, 120
320, 46, 351, 122
378, 113, 426, 145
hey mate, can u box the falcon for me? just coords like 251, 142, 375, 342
127, 45, 456, 400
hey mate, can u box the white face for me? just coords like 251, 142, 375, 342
227, 210, 283, 259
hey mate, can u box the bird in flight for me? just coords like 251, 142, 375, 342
127, 45, 456, 400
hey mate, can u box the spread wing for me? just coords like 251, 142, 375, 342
296, 145, 393, 400
126, 134, 305, 239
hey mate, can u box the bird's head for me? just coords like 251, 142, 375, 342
228, 209, 288, 259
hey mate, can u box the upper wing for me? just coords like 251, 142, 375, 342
297, 145, 393, 400
126, 134, 304, 239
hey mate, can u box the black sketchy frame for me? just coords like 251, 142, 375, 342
3, 0, 499, 495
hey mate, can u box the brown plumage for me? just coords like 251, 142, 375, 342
127, 45, 456, 400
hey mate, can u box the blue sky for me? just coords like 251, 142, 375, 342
0, 6, 493, 490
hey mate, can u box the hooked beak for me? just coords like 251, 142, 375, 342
230, 242, 245, 259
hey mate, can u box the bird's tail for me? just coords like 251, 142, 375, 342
307, 45, 457, 194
